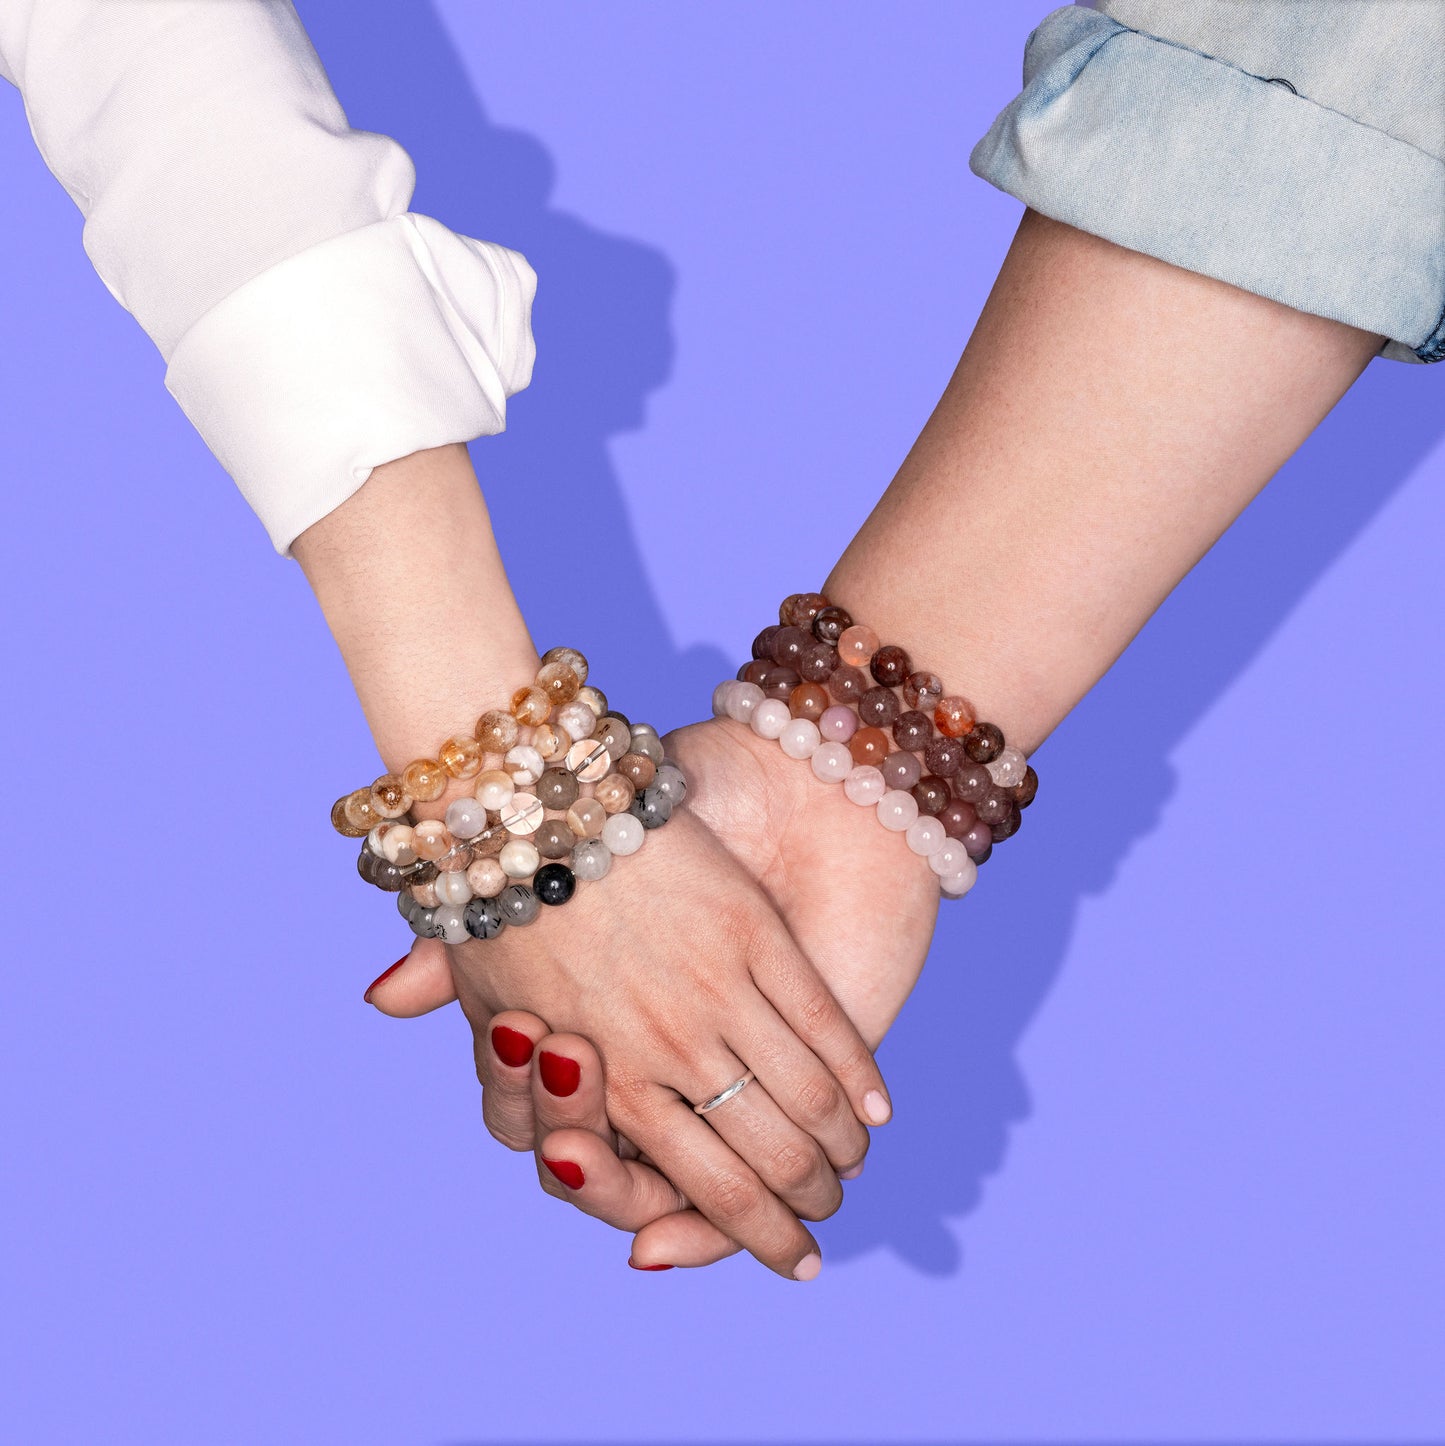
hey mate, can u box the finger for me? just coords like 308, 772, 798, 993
531, 1033, 615, 1150
630, 1209, 742, 1271
727, 1003, 869, 1177
610, 1080, 825, 1282
750, 938, 893, 1129
477, 1009, 549, 1151
537, 1128, 690, 1226
694, 1072, 842, 1222
363, 939, 459, 1017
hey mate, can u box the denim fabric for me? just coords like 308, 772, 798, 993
970, 3, 1445, 363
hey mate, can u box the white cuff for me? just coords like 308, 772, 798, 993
164, 212, 537, 554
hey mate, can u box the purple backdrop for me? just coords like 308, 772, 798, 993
3, 2, 1442, 1442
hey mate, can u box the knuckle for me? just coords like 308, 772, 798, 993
796, 988, 840, 1040
792, 1072, 846, 1130
797, 1180, 844, 1223
702, 1168, 762, 1225
767, 1139, 823, 1195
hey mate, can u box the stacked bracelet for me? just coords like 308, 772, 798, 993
713, 594, 1036, 899
331, 647, 687, 943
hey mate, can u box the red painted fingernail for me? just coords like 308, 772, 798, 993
628, 1259, 674, 1271
491, 1026, 535, 1069
539, 1051, 581, 1097
363, 954, 409, 1004
543, 1158, 585, 1189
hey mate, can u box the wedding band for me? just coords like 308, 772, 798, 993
693, 1071, 755, 1115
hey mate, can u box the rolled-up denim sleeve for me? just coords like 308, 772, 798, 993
969, 4, 1445, 363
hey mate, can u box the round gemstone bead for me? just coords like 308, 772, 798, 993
812, 606, 853, 644
369, 774, 412, 819
769, 626, 810, 669
877, 789, 919, 832
566, 797, 608, 840
439, 735, 484, 779
964, 722, 1005, 763
961, 821, 993, 858
974, 788, 1012, 826
953, 762, 992, 802
653, 763, 688, 805
797, 641, 839, 683
463, 896, 507, 940
408, 907, 438, 940
500, 792, 544, 834
541, 645, 589, 685
939, 798, 978, 839
594, 774, 637, 814
530, 723, 570, 762
870, 645, 911, 688
402, 759, 448, 803
758, 666, 801, 702
497, 884, 540, 927
474, 768, 515, 812
837, 624, 880, 668
903, 672, 944, 712
939, 858, 979, 898
500, 838, 541, 878
601, 812, 645, 856
331, 794, 367, 837
504, 745, 546, 787
781, 592, 830, 629
1015, 765, 1039, 808
534, 863, 577, 906
534, 662, 580, 708
779, 718, 822, 760
431, 904, 469, 945
617, 752, 657, 789
466, 856, 507, 897
631, 787, 673, 830
880, 751, 922, 791
365, 824, 392, 858
575, 685, 608, 718
445, 797, 488, 839
934, 697, 977, 738
397, 890, 421, 924
511, 686, 551, 726
724, 681, 765, 724
365, 853, 406, 893
434, 841, 474, 873
922, 736, 964, 778
343, 789, 383, 833
818, 704, 859, 743
891, 709, 932, 752
381, 823, 418, 866
474, 709, 519, 752
788, 682, 830, 722
750, 699, 792, 739
435, 870, 473, 907
810, 740, 854, 783
594, 716, 632, 760
752, 625, 782, 660
409, 878, 440, 909
905, 816, 947, 857
848, 727, 890, 767
556, 701, 597, 744
412, 819, 453, 861
843, 765, 886, 806
825, 667, 865, 704
468, 826, 505, 858
990, 801, 1023, 842
911, 775, 952, 816
536, 767, 580, 811
571, 838, 613, 882
566, 739, 612, 782
535, 818, 578, 859
987, 747, 1027, 790
928, 839, 972, 877
857, 686, 900, 729
629, 730, 665, 765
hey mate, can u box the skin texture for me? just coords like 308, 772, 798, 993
317, 211, 1384, 1271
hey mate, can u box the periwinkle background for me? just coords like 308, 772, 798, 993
2, 2, 1442, 1442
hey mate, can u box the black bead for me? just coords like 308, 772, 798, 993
534, 863, 577, 907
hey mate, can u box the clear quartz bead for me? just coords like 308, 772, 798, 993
601, 812, 645, 856
500, 793, 545, 835
566, 739, 612, 782
843, 765, 886, 806
749, 699, 791, 740
905, 817, 946, 857
810, 741, 854, 783
987, 746, 1027, 789
779, 717, 822, 760
877, 789, 920, 832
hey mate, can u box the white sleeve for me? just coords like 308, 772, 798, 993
0, 0, 536, 554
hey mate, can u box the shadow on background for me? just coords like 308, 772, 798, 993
301, 0, 1445, 1280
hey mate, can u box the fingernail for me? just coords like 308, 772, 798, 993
794, 1252, 822, 1282
839, 1161, 865, 1181
491, 1026, 535, 1069
539, 1051, 581, 1097
543, 1158, 585, 1189
363, 954, 409, 1004
627, 1259, 674, 1271
863, 1089, 892, 1125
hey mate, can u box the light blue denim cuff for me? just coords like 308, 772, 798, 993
970, 6, 1445, 363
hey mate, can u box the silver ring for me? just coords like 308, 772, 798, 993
693, 1071, 755, 1115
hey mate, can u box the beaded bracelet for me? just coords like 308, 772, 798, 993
331, 648, 687, 943
713, 593, 1037, 899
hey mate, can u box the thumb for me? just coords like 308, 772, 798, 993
363, 938, 459, 1017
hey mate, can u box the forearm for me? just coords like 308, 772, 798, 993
292, 443, 539, 774
827, 210, 1383, 755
